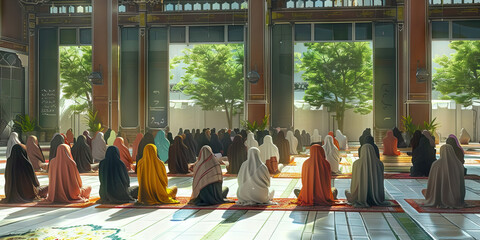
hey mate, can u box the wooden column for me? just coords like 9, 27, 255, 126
246, 0, 267, 124
92, 0, 118, 131
405, 0, 430, 126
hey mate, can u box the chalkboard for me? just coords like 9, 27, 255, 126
148, 27, 169, 129
38, 28, 59, 129
120, 27, 139, 128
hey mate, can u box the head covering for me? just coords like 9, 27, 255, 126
132, 133, 144, 162
71, 135, 94, 173
237, 147, 273, 205
311, 129, 322, 144
104, 129, 112, 142
99, 146, 134, 203
410, 136, 436, 177
346, 144, 386, 208
106, 130, 117, 146
359, 136, 380, 159
136, 132, 155, 165
297, 145, 335, 206
410, 130, 423, 151
6, 132, 22, 159
382, 130, 401, 156
137, 144, 178, 205
92, 132, 107, 162
240, 130, 247, 141
167, 132, 174, 144
328, 131, 340, 150
209, 132, 223, 154
274, 131, 291, 165
301, 130, 310, 147
446, 136, 465, 164
322, 135, 341, 174
227, 135, 248, 174
392, 127, 408, 148
229, 130, 236, 141
294, 130, 304, 153
359, 128, 372, 146
258, 135, 280, 174
220, 132, 233, 157
285, 131, 298, 154
424, 144, 465, 208
448, 134, 463, 150
177, 128, 183, 136
197, 130, 211, 153
49, 134, 65, 160
244, 132, 259, 150
422, 130, 435, 147
66, 129, 74, 145
154, 130, 170, 163
184, 132, 199, 162
191, 146, 223, 199
83, 131, 92, 149
47, 144, 91, 203
113, 137, 134, 171
335, 129, 348, 150
459, 128, 470, 144
168, 136, 193, 174
3, 144, 42, 203
26, 136, 46, 171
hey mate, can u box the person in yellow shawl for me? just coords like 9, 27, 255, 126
137, 144, 178, 205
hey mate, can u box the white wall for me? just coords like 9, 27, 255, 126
433, 107, 475, 142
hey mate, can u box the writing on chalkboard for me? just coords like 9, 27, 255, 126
149, 107, 166, 128
40, 88, 57, 116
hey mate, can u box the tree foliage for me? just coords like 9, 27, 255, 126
59, 46, 92, 113
170, 44, 244, 129
433, 41, 480, 106
297, 42, 373, 131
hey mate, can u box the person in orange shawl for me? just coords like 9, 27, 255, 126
47, 144, 92, 203
293, 144, 337, 205
66, 128, 75, 146
137, 144, 178, 205
113, 137, 134, 171
382, 130, 401, 156
328, 131, 340, 150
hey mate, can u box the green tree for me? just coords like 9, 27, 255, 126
59, 46, 92, 113
171, 44, 244, 129
297, 42, 373, 131
433, 41, 480, 106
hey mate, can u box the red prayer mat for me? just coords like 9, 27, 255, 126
0, 196, 100, 208
405, 199, 480, 213
95, 197, 403, 212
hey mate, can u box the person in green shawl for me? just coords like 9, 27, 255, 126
154, 130, 170, 163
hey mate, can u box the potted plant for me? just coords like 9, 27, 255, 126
84, 109, 104, 136
241, 115, 269, 134
401, 115, 418, 146
14, 114, 37, 142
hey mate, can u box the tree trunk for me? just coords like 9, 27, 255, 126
336, 110, 345, 132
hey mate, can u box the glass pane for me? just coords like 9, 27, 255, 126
295, 24, 311, 41
170, 26, 186, 43
333, 23, 352, 40
79, 28, 92, 44
60, 29, 77, 45
355, 23, 372, 40
120, 28, 139, 127
315, 24, 334, 41
228, 25, 244, 42
11, 79, 23, 97
189, 26, 224, 42
432, 21, 449, 39
1, 78, 10, 97
148, 28, 169, 128
452, 21, 480, 39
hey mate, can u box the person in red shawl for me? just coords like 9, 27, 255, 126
113, 137, 134, 171
383, 130, 401, 156
294, 144, 337, 205
328, 131, 340, 150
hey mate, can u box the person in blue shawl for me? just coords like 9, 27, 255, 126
154, 130, 170, 162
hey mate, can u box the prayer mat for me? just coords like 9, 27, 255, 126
272, 172, 480, 180
465, 159, 480, 164
0, 196, 100, 208
0, 160, 5, 163
405, 199, 480, 214
96, 197, 403, 212
0, 224, 121, 240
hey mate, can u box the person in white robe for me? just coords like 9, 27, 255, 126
237, 147, 275, 205
311, 129, 322, 145
345, 144, 388, 208
322, 135, 341, 174
285, 131, 298, 154
92, 132, 107, 162
459, 128, 471, 145
335, 129, 348, 150
244, 132, 259, 149
6, 132, 21, 159
258, 135, 283, 174
422, 144, 465, 208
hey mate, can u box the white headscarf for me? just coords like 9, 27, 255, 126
459, 128, 470, 145
258, 135, 280, 164
335, 129, 348, 150
345, 144, 387, 208
92, 132, 107, 161
424, 144, 465, 208
244, 132, 259, 149
322, 135, 341, 174
6, 132, 21, 158
311, 129, 322, 143
285, 131, 298, 154
237, 147, 274, 205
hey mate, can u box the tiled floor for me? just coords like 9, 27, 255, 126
1, 146, 480, 239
